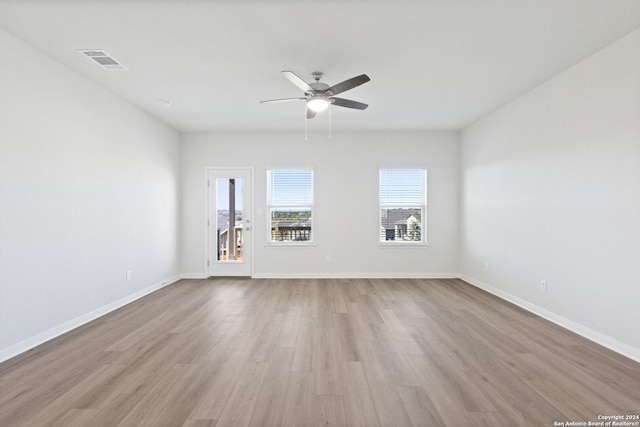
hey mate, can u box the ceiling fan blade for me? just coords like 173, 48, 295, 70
259, 97, 306, 103
330, 97, 368, 110
306, 108, 316, 119
326, 74, 370, 96
282, 71, 313, 93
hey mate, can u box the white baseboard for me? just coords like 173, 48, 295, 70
459, 274, 640, 363
180, 273, 208, 279
0, 274, 181, 364
182, 272, 458, 280
252, 272, 459, 279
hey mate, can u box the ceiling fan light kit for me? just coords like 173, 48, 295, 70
307, 96, 330, 112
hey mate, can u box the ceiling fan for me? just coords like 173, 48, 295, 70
260, 71, 370, 119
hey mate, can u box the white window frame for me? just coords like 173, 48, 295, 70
267, 169, 314, 245
379, 168, 427, 246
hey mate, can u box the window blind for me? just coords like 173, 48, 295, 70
380, 169, 424, 206
269, 169, 313, 206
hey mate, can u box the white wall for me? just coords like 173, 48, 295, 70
460, 29, 640, 359
0, 30, 181, 360
181, 131, 459, 278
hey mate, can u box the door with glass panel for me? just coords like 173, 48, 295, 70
207, 168, 252, 277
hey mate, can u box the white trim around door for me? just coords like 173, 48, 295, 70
206, 167, 254, 277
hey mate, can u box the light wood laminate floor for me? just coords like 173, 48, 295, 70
1, 278, 639, 427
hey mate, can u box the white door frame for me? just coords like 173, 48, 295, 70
206, 167, 254, 277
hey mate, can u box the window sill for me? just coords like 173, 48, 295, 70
378, 241, 429, 247
266, 242, 316, 248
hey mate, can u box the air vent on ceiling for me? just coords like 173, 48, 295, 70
78, 50, 127, 71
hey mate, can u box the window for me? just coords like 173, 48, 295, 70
267, 169, 313, 243
379, 169, 426, 243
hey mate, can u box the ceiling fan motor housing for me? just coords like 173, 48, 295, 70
309, 81, 330, 94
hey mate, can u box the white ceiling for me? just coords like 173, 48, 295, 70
1, 0, 639, 133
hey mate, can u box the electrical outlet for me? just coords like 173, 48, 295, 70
126, 270, 132, 281
540, 280, 547, 292
484, 262, 489, 271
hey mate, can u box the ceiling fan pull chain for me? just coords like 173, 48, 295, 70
305, 107, 308, 140
328, 104, 332, 139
